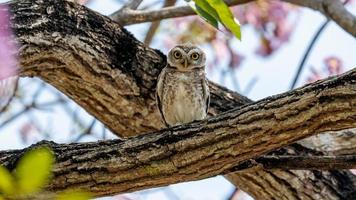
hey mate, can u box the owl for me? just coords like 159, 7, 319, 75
156, 44, 210, 127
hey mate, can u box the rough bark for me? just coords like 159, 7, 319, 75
8, 0, 249, 137
227, 169, 356, 200
1, 69, 355, 196
3, 0, 356, 199
299, 128, 356, 155
227, 144, 356, 200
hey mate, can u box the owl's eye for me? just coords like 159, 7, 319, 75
173, 51, 182, 59
191, 53, 200, 60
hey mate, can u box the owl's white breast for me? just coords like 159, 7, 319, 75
163, 72, 206, 126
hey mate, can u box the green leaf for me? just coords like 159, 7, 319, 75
206, 0, 241, 40
0, 166, 14, 195
15, 147, 54, 195
193, 0, 220, 21
188, 2, 219, 28
56, 190, 92, 200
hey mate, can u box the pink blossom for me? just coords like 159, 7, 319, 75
0, 4, 18, 79
306, 56, 344, 84
234, 1, 298, 57
324, 56, 343, 75
0, 5, 18, 111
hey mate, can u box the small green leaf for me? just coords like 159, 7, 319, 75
206, 0, 241, 39
15, 147, 54, 195
188, 1, 219, 28
57, 190, 92, 200
193, 0, 220, 22
0, 166, 14, 195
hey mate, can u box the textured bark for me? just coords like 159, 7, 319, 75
4, 0, 356, 199
227, 169, 356, 200
8, 0, 249, 137
299, 128, 356, 155
227, 144, 356, 200
1, 70, 356, 196
237, 155, 356, 171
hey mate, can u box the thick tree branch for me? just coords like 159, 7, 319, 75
1, 68, 356, 196
299, 128, 356, 155
226, 168, 356, 200
8, 0, 250, 137
238, 154, 356, 171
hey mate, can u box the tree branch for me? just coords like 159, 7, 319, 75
110, 0, 252, 25
109, 0, 356, 37
1, 68, 356, 196
226, 168, 356, 200
144, 0, 177, 45
299, 128, 356, 155
284, 0, 356, 37
290, 19, 330, 89
120, 0, 143, 10
237, 154, 356, 171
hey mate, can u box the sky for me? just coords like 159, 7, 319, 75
0, 0, 355, 200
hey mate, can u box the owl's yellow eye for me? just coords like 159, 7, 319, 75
191, 53, 200, 60
173, 51, 182, 59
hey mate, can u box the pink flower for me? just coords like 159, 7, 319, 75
234, 1, 298, 57
324, 56, 343, 75
0, 4, 18, 79
0, 5, 19, 111
305, 56, 344, 84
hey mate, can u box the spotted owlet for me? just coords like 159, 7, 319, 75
156, 44, 210, 127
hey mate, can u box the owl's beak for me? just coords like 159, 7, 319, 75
184, 59, 188, 68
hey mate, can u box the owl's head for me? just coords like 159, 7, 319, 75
167, 43, 206, 71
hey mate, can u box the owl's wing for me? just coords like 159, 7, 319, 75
156, 67, 169, 127
202, 77, 210, 114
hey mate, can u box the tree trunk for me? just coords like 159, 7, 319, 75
3, 0, 356, 199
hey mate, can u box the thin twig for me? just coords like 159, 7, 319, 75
289, 0, 351, 89
289, 20, 330, 89
102, 125, 107, 139
73, 119, 96, 142
0, 77, 19, 114
243, 76, 258, 95
144, 0, 177, 45
121, 0, 143, 10
0, 99, 65, 130
110, 0, 251, 25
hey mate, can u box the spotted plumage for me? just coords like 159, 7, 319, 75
156, 44, 210, 127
